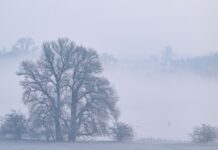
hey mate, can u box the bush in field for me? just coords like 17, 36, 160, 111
190, 124, 218, 143
111, 122, 134, 141
0, 110, 27, 140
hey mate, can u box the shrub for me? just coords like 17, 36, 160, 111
190, 124, 218, 143
0, 110, 27, 140
111, 122, 134, 141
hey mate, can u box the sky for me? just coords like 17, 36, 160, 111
0, 0, 218, 140
0, 0, 218, 57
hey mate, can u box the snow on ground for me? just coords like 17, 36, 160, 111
0, 141, 217, 150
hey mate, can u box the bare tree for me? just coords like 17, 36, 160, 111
18, 38, 119, 142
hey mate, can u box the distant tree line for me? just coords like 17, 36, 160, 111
0, 38, 133, 142
0, 37, 38, 58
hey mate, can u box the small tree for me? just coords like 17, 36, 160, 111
111, 122, 134, 141
190, 124, 218, 143
0, 111, 27, 140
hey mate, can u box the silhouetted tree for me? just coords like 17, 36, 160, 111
18, 38, 120, 142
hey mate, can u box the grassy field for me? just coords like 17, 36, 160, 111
0, 140, 217, 150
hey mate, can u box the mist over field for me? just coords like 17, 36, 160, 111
0, 1, 218, 149
1, 48, 218, 141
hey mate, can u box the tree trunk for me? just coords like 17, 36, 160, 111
69, 98, 77, 142
54, 116, 62, 141
55, 82, 63, 141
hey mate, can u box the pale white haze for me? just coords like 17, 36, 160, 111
0, 0, 218, 141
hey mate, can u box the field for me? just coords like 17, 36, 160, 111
0, 140, 217, 150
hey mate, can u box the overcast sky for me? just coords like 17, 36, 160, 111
0, 0, 218, 58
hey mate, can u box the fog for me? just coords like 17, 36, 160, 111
1, 50, 218, 140
106, 68, 218, 140
0, 0, 218, 141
